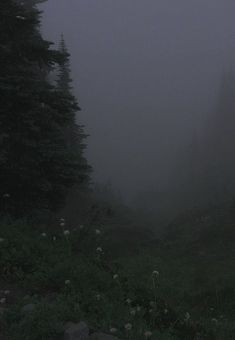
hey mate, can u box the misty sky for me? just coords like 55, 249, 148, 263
40, 0, 235, 202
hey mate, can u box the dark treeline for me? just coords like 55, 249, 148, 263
183, 71, 235, 209
0, 0, 91, 218
133, 70, 235, 222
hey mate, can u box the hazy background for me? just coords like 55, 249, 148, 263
40, 0, 235, 206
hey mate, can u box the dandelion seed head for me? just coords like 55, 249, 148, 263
152, 270, 159, 277
130, 308, 136, 316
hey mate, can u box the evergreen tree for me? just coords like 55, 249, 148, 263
0, 0, 90, 216
56, 35, 91, 188
201, 71, 235, 204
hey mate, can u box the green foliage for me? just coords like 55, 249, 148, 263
0, 217, 225, 340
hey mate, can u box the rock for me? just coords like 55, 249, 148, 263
64, 321, 89, 340
21, 303, 36, 313
89, 333, 119, 340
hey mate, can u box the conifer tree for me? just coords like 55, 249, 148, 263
201, 71, 235, 204
56, 35, 91, 188
0, 0, 90, 216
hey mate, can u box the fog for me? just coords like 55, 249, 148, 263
40, 0, 235, 208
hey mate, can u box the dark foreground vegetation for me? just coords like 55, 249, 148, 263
0, 199, 235, 339
1, 1, 235, 339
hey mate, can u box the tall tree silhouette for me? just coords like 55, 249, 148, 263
56, 35, 91, 188
201, 71, 235, 204
0, 0, 90, 216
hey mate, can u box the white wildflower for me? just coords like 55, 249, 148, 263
185, 312, 190, 321
65, 280, 71, 285
96, 294, 101, 301
124, 323, 132, 331
0, 238, 4, 243
0, 298, 6, 304
52, 236, 56, 241
41, 232, 47, 237
126, 298, 131, 304
110, 327, 117, 334
144, 331, 152, 338
130, 308, 136, 316
95, 229, 101, 235
136, 305, 141, 312
152, 270, 159, 277
63, 230, 70, 236
211, 318, 218, 324
60, 222, 65, 227
113, 274, 119, 280
96, 247, 103, 253
164, 308, 168, 314
149, 301, 155, 307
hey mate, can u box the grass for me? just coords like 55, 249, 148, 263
0, 205, 234, 339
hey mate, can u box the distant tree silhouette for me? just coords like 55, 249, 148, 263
201, 71, 235, 203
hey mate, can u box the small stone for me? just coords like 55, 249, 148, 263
64, 321, 89, 340
21, 303, 36, 313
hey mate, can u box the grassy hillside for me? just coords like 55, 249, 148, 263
0, 202, 234, 339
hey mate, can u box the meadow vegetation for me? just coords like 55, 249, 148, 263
0, 199, 235, 339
